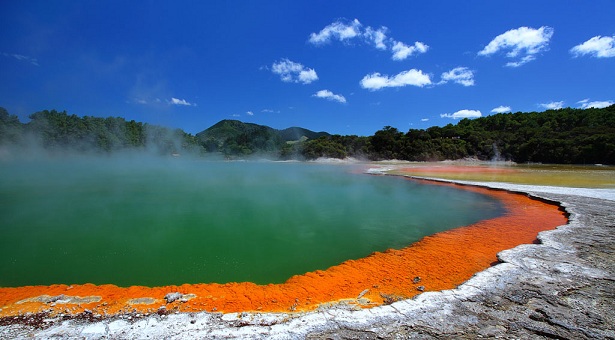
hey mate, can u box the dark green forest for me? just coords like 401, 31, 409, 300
0, 108, 202, 156
1, 105, 614, 164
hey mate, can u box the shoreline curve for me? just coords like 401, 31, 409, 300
0, 178, 565, 318
2, 177, 613, 339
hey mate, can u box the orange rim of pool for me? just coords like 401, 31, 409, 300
0, 178, 567, 317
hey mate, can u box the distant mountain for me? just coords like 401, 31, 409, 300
195, 119, 329, 156
278, 127, 329, 142
196, 120, 276, 142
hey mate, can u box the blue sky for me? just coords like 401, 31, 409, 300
1, 1, 614, 136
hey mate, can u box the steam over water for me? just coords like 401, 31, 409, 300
0, 156, 505, 287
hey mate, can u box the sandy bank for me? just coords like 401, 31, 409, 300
1, 180, 613, 339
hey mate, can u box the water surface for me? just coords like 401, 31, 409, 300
0, 157, 504, 286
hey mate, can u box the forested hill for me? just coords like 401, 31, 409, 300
196, 120, 281, 155
277, 126, 330, 142
195, 119, 329, 156
1, 105, 614, 164
362, 105, 615, 164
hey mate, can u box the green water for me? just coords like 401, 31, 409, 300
0, 156, 505, 287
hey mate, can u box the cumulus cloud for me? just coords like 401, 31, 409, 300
578, 99, 614, 109
309, 19, 363, 45
439, 67, 475, 86
491, 105, 512, 113
2, 52, 39, 66
170, 98, 195, 106
570, 35, 615, 58
361, 66, 474, 91
478, 26, 554, 67
440, 109, 482, 119
246, 111, 254, 116
298, 69, 318, 83
271, 58, 318, 84
309, 19, 428, 61
364, 26, 388, 50
313, 89, 347, 104
491, 105, 511, 113
360, 69, 432, 90
391, 41, 429, 61
421, 118, 429, 122
584, 100, 613, 109
539, 101, 564, 110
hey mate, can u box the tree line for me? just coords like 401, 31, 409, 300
297, 105, 615, 165
0, 108, 202, 156
1, 105, 614, 164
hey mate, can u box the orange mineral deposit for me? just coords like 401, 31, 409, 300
0, 179, 567, 318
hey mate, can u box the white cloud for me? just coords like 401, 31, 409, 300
360, 69, 432, 90
309, 19, 363, 45
439, 67, 475, 86
134, 98, 148, 105
271, 59, 318, 84
2, 52, 39, 66
579, 100, 614, 109
313, 89, 347, 103
570, 35, 615, 58
421, 118, 429, 122
246, 111, 254, 116
505, 55, 536, 68
478, 26, 554, 67
170, 98, 195, 106
539, 101, 564, 110
309, 19, 428, 61
261, 109, 275, 113
491, 105, 512, 113
364, 26, 388, 50
391, 41, 429, 61
440, 109, 482, 119
134, 97, 164, 105
298, 69, 318, 84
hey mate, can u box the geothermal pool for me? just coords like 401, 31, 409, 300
0, 157, 505, 287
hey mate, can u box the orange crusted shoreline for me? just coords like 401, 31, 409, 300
0, 178, 567, 318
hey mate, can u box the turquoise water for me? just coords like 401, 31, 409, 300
0, 157, 505, 287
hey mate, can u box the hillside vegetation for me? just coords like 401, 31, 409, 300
195, 119, 329, 156
1, 105, 614, 164
362, 105, 615, 164
0, 108, 202, 156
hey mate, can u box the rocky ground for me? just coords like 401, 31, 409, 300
1, 180, 614, 339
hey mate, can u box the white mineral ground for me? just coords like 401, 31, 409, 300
2, 169, 614, 339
